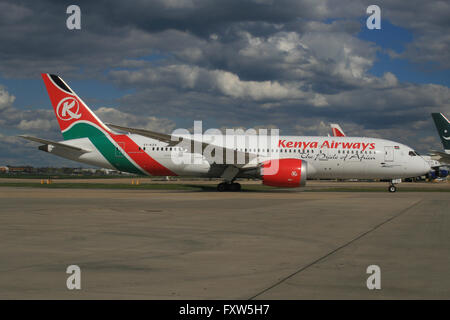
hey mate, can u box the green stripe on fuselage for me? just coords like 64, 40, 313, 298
62, 122, 144, 175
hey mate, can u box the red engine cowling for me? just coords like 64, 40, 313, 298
261, 158, 307, 188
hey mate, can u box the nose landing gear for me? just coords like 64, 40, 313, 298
388, 179, 401, 192
388, 184, 397, 193
217, 182, 242, 192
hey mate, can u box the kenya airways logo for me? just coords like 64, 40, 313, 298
56, 97, 81, 121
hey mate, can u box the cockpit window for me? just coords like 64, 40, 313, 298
409, 151, 417, 156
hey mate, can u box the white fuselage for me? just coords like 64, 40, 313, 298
54, 134, 431, 180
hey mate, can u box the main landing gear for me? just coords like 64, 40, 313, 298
388, 184, 397, 193
217, 182, 242, 192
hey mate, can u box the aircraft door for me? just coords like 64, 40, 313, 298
384, 146, 394, 162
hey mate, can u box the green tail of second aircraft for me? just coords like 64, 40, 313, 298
431, 113, 450, 153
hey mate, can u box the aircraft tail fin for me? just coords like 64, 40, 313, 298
41, 73, 112, 140
330, 123, 345, 137
431, 113, 450, 153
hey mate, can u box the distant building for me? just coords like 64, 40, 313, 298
0, 165, 126, 176
7, 166, 35, 173
99, 168, 121, 175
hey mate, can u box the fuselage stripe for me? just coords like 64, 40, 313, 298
63, 122, 176, 176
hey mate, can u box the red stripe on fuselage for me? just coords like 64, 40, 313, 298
110, 134, 177, 176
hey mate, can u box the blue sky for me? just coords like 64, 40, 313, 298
358, 19, 449, 86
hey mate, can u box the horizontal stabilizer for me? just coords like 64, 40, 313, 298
19, 135, 90, 153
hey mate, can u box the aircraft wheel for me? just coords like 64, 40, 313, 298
217, 183, 228, 192
388, 185, 397, 193
230, 182, 241, 192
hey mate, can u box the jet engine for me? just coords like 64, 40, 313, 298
260, 158, 307, 188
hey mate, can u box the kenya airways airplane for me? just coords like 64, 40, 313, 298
329, 121, 447, 180
20, 74, 430, 192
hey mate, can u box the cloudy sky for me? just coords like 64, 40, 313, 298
0, 0, 449, 166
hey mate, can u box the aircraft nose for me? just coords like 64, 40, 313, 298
422, 158, 431, 173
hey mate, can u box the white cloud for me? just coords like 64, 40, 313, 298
0, 85, 15, 111
17, 119, 53, 131
110, 65, 309, 101
211, 69, 304, 100
0, 86, 58, 133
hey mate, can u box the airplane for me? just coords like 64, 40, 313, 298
419, 155, 448, 180
431, 113, 450, 164
330, 122, 448, 180
330, 123, 345, 137
19, 74, 431, 192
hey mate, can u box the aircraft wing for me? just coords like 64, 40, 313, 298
107, 123, 259, 167
19, 135, 90, 153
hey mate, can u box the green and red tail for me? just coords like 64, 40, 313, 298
41, 73, 176, 176
42, 73, 112, 139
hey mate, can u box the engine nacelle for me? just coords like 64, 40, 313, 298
260, 158, 307, 188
